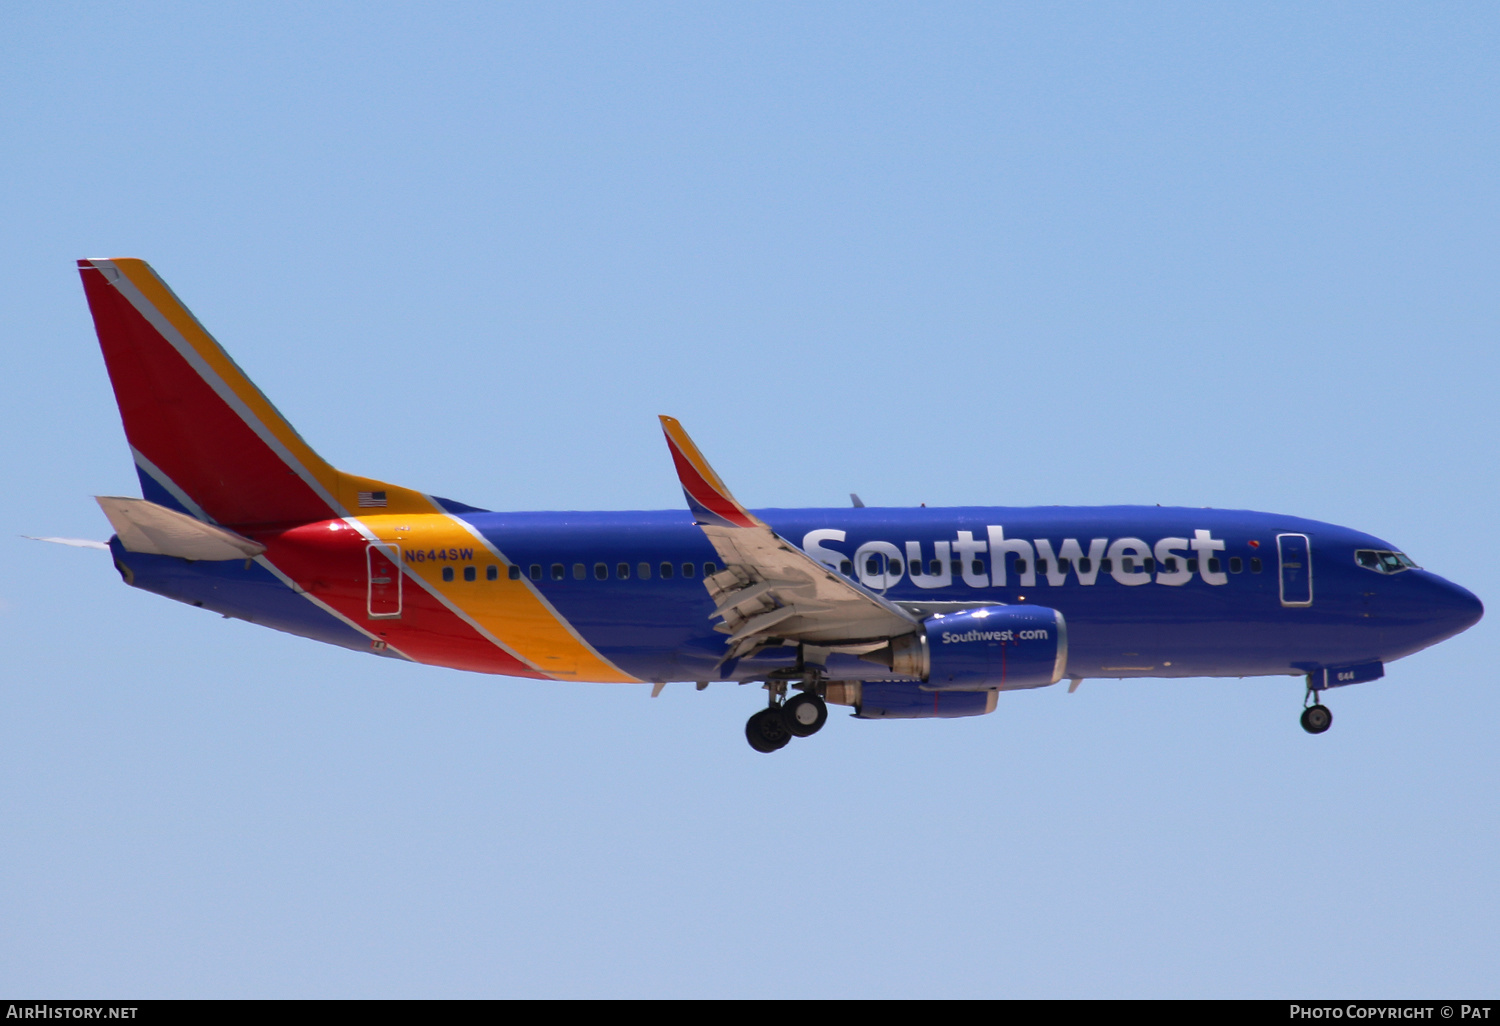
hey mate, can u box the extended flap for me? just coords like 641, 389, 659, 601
95, 496, 267, 560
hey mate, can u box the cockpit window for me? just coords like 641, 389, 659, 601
1355, 549, 1418, 574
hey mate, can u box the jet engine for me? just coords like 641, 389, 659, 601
864, 605, 1068, 692
826, 681, 1000, 719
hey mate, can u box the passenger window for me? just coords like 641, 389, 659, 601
1036, 559, 1049, 574
1015, 559, 1028, 574
1228, 557, 1242, 574
638, 562, 651, 580
1250, 557, 1263, 573
704, 562, 717, 576
442, 566, 454, 583
1187, 558, 1199, 574
1079, 558, 1091, 573
1163, 558, 1176, 573
594, 563, 607, 580
929, 559, 941, 575
890, 559, 903, 575
682, 562, 695, 578
951, 559, 962, 575
866, 557, 881, 576
617, 562, 630, 579
971, 560, 984, 576
551, 563, 565, 580
1101, 558, 1112, 573
1122, 557, 1134, 572
1057, 558, 1071, 573
839, 560, 853, 575
487, 565, 499, 581
573, 563, 585, 580
506, 564, 519, 580
530, 564, 542, 581
463, 566, 476, 582
660, 562, 673, 579
1144, 558, 1156, 573
1205, 558, 1218, 574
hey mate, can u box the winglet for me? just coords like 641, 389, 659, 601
658, 416, 763, 529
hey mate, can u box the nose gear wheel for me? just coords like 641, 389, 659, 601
1301, 676, 1333, 734
1300, 704, 1332, 734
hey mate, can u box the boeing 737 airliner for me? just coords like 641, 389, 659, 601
61, 259, 1482, 751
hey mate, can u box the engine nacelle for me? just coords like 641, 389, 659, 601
827, 681, 999, 719
886, 605, 1068, 691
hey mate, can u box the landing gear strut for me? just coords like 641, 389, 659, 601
1301, 681, 1332, 735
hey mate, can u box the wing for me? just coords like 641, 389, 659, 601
659, 416, 916, 666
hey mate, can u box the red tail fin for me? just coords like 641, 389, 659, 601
79, 258, 439, 527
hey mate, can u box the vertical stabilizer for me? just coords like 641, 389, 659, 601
78, 258, 439, 526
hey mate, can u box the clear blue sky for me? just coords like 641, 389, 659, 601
2, 2, 1496, 997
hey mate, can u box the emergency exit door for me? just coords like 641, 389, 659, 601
1277, 533, 1312, 607
367, 543, 402, 618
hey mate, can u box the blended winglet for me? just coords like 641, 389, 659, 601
658, 416, 915, 661
658, 416, 763, 529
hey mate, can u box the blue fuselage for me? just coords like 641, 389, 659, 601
117, 504, 1483, 688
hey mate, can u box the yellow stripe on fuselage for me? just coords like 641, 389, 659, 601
359, 514, 639, 683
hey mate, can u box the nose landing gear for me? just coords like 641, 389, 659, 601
1300, 703, 1333, 734
1301, 678, 1332, 734
744, 681, 829, 752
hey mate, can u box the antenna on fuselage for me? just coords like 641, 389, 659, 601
850, 493, 865, 508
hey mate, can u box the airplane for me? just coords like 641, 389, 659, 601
55, 257, 1483, 752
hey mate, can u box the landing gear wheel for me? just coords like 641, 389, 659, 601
745, 707, 792, 753
1300, 704, 1333, 734
783, 693, 828, 737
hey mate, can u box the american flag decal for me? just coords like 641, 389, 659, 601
358, 491, 388, 508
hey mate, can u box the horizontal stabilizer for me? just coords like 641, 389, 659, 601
95, 496, 266, 561
24, 536, 110, 550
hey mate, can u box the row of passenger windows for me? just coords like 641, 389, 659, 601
435, 554, 1271, 584
437, 561, 720, 584
847, 555, 1264, 576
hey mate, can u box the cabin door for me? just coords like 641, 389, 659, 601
1277, 534, 1313, 607
367, 543, 403, 619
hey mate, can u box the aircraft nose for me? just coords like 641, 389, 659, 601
1423, 572, 1483, 640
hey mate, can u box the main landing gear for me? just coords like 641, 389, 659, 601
1301, 680, 1332, 735
745, 683, 828, 753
